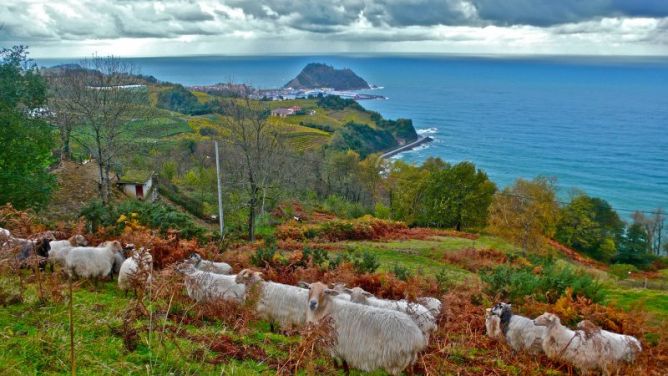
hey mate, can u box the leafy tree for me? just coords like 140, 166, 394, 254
156, 85, 216, 115
416, 161, 496, 230
329, 122, 396, 158
487, 177, 560, 252
556, 194, 624, 261
0, 46, 55, 209
387, 159, 432, 224
616, 223, 651, 268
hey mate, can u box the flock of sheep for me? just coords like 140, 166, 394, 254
1, 227, 643, 375
485, 302, 642, 375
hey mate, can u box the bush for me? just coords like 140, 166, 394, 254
301, 247, 329, 268
608, 264, 639, 280
391, 263, 412, 281
352, 250, 380, 274
250, 243, 277, 268
480, 261, 605, 304
80, 199, 206, 240
322, 195, 369, 219
157, 179, 205, 218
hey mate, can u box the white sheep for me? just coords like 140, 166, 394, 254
118, 249, 153, 292
534, 313, 641, 374
576, 320, 642, 363
485, 308, 504, 339
48, 235, 88, 269
177, 262, 245, 303
341, 286, 437, 337
489, 302, 546, 354
303, 281, 427, 376
417, 296, 442, 317
236, 269, 308, 331
188, 252, 232, 274
65, 240, 123, 280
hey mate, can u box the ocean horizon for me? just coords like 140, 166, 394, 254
37, 54, 668, 217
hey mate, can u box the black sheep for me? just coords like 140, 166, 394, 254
17, 238, 51, 270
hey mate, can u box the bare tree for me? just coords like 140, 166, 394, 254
220, 98, 284, 241
53, 56, 151, 204
46, 72, 78, 162
633, 208, 665, 256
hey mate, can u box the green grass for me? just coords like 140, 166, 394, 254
0, 277, 286, 375
604, 287, 668, 320
126, 117, 193, 139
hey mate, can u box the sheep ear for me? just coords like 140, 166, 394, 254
324, 289, 339, 296
343, 288, 353, 294
362, 291, 373, 297
297, 281, 310, 288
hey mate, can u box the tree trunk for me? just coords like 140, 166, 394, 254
248, 191, 257, 242
104, 164, 112, 204
60, 126, 72, 161
96, 160, 108, 204
248, 182, 258, 242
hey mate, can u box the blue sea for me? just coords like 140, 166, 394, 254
37, 55, 668, 216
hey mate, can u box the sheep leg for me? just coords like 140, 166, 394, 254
269, 321, 276, 333
342, 360, 350, 375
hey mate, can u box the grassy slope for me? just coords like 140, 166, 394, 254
2, 233, 666, 375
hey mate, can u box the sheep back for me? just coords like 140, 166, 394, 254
506, 315, 546, 353
324, 300, 427, 375
65, 245, 116, 279
256, 282, 308, 329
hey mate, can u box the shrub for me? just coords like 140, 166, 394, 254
283, 216, 407, 242
480, 261, 605, 303
391, 263, 412, 281
250, 243, 277, 268
322, 195, 369, 219
79, 199, 206, 240
352, 250, 380, 274
301, 247, 329, 268
157, 180, 205, 218
608, 264, 639, 280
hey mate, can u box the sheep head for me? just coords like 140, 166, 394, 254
175, 261, 196, 275
345, 287, 373, 304
303, 281, 338, 320
533, 312, 560, 327
236, 269, 263, 285
35, 238, 51, 257
188, 252, 203, 266
68, 234, 88, 246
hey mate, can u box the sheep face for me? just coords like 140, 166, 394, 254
305, 281, 338, 314
35, 238, 51, 257
533, 312, 560, 327
491, 302, 511, 317
68, 235, 88, 246
235, 269, 263, 285
175, 261, 196, 275
329, 283, 347, 293
188, 252, 202, 266
344, 287, 373, 304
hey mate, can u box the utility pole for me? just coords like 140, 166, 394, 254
214, 141, 224, 237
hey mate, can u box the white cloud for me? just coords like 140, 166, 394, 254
0, 0, 666, 57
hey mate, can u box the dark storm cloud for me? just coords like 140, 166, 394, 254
472, 0, 668, 27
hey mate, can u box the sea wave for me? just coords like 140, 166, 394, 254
417, 128, 438, 135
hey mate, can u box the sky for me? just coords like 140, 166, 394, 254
1, 0, 668, 57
